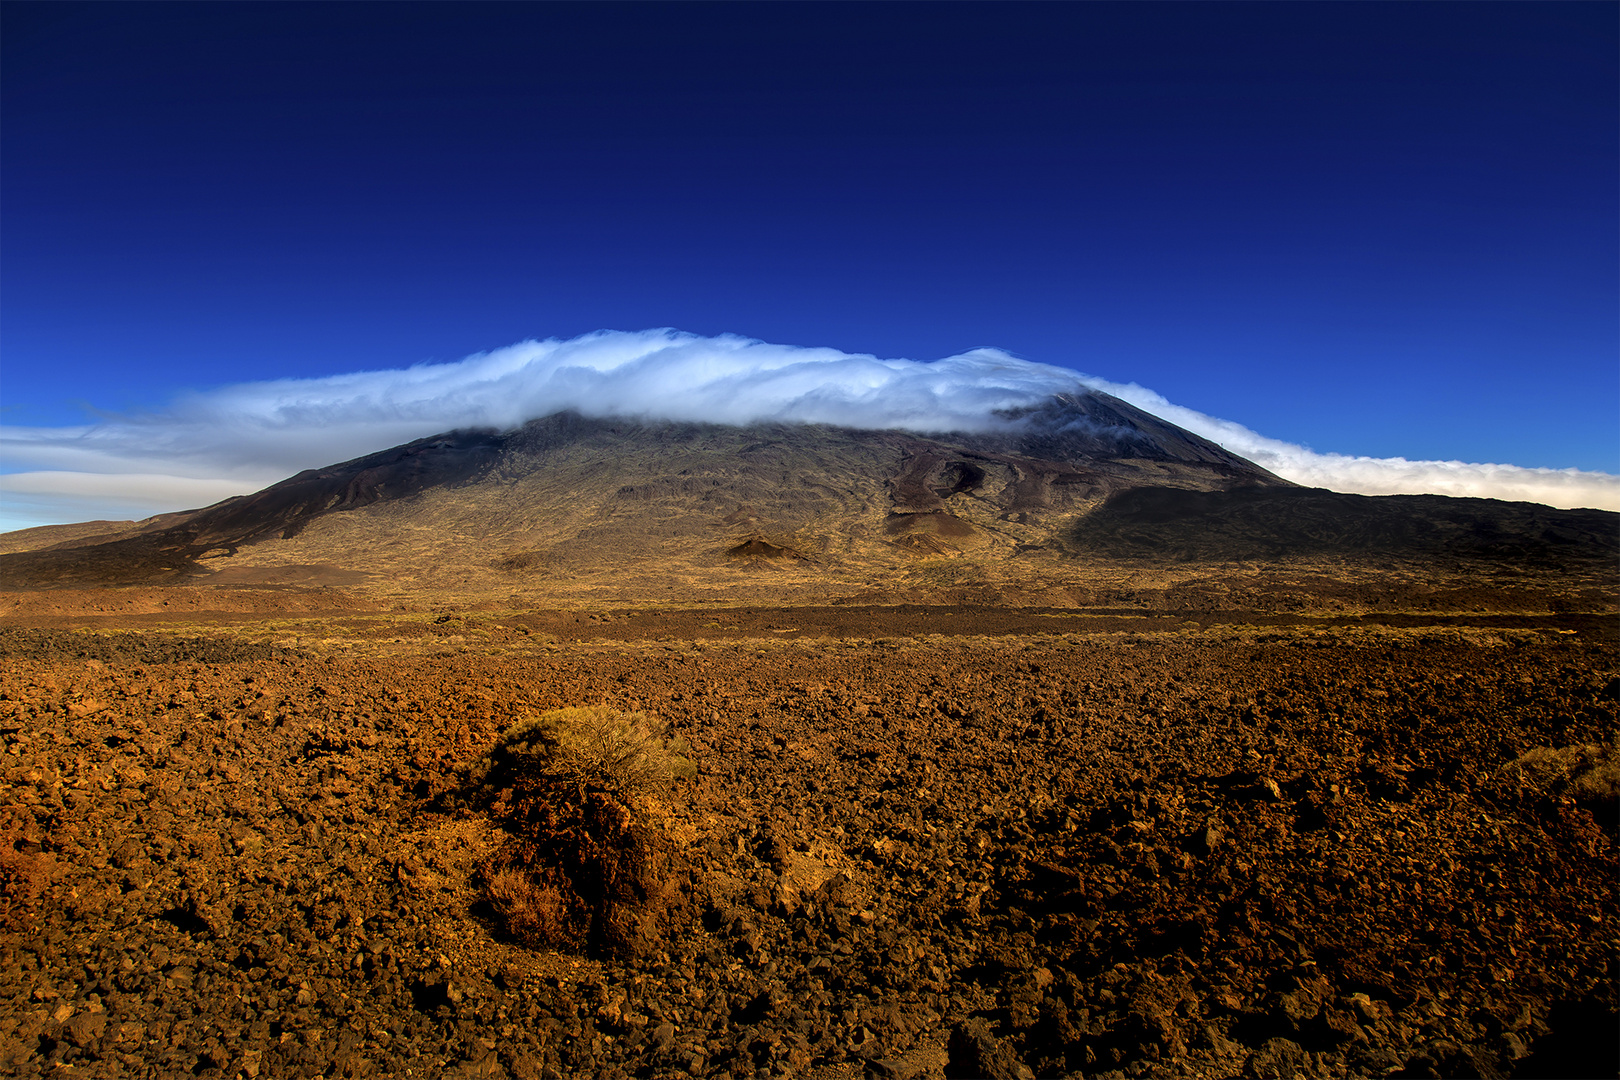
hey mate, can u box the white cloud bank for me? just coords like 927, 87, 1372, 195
1075, 377, 1620, 511
2, 328, 1615, 531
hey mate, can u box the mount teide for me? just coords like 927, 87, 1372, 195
3, 401, 1614, 1080
1, 390, 1614, 603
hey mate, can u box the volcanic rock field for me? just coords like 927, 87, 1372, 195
0, 600, 1614, 1080
1, 405, 1616, 1079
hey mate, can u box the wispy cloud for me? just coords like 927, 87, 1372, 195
2, 329, 1615, 530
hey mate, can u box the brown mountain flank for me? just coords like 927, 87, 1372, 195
2, 394, 1613, 608
1, 392, 1286, 596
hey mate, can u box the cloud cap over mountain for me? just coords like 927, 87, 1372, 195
2, 329, 1616, 531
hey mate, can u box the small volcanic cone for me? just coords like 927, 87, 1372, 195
884, 511, 977, 539
726, 533, 807, 561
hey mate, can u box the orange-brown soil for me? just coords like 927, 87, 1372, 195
0, 592, 1614, 1080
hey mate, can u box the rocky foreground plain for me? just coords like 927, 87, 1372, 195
0, 607, 1615, 1080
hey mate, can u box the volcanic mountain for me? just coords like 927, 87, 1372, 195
1, 389, 1615, 601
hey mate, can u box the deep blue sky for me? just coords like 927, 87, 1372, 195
4, 1, 1616, 471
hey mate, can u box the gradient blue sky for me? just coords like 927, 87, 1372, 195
3, 2, 1616, 485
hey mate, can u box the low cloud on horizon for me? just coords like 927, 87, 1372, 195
3, 328, 1616, 531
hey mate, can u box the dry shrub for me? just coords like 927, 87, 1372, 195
1498, 743, 1617, 797
0, 822, 54, 929
475, 707, 693, 958
493, 706, 695, 792
1496, 743, 1619, 833
485, 868, 581, 950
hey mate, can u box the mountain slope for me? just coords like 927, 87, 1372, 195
1069, 485, 1619, 566
1, 391, 1613, 601
0, 392, 1280, 588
